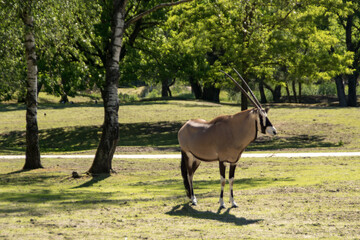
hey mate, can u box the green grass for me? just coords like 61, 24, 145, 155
1, 98, 360, 154
1, 93, 359, 238
0, 156, 359, 239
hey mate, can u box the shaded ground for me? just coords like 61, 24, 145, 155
0, 120, 347, 154
1, 101, 359, 155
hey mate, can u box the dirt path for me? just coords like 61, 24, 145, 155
1, 152, 360, 159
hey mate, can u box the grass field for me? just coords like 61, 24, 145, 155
0, 94, 359, 154
0, 156, 359, 239
0, 94, 359, 239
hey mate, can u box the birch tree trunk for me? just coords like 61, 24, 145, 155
88, 0, 193, 174
22, 11, 42, 169
88, 0, 127, 174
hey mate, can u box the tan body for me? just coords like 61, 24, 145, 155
179, 69, 277, 208
178, 109, 272, 208
178, 109, 257, 163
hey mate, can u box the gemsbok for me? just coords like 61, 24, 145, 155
178, 69, 277, 208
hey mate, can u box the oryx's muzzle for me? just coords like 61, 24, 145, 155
266, 125, 277, 136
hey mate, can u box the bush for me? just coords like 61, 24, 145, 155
317, 82, 337, 96
118, 93, 138, 103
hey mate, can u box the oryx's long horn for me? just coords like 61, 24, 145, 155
233, 68, 263, 109
220, 70, 260, 109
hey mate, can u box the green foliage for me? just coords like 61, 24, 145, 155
0, 1, 25, 100
317, 82, 338, 95
118, 92, 139, 103
119, 0, 355, 102
0, 0, 358, 102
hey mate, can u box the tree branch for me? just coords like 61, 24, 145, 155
125, 0, 193, 28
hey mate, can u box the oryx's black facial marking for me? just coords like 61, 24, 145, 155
258, 109, 277, 136
260, 115, 273, 134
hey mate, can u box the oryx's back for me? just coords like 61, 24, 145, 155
178, 115, 236, 162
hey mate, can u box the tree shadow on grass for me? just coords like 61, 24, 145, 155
5, 168, 32, 175
72, 174, 111, 189
166, 203, 262, 226
0, 121, 183, 154
0, 121, 339, 154
249, 134, 339, 151
0, 172, 61, 187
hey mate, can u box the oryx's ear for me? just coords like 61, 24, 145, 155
265, 108, 270, 113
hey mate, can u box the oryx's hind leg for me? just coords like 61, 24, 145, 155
181, 151, 201, 205
219, 161, 226, 209
229, 163, 238, 208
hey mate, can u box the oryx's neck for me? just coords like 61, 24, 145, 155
231, 109, 258, 147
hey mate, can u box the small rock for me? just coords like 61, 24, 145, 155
72, 171, 81, 178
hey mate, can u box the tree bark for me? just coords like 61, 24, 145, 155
285, 84, 291, 102
335, 75, 347, 107
189, 76, 202, 99
263, 82, 282, 102
259, 79, 267, 104
88, 0, 127, 174
161, 78, 174, 97
292, 80, 297, 103
22, 10, 42, 170
343, 13, 359, 107
161, 79, 170, 97
347, 71, 358, 107
273, 85, 282, 102
241, 81, 248, 110
202, 84, 220, 103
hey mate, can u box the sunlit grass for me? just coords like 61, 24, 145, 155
0, 156, 359, 239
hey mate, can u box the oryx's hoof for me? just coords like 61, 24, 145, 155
219, 198, 226, 209
191, 196, 197, 206
231, 201, 238, 208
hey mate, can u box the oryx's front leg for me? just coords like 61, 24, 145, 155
229, 163, 238, 208
219, 161, 226, 209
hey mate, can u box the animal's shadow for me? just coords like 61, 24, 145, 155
166, 204, 262, 226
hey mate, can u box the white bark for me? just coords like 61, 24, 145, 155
23, 11, 42, 169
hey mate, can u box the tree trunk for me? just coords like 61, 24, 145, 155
285, 84, 291, 102
60, 75, 69, 103
189, 76, 202, 99
161, 78, 173, 97
263, 82, 281, 102
202, 84, 220, 103
161, 79, 169, 97
22, 11, 42, 170
344, 13, 358, 107
60, 94, 69, 103
273, 85, 282, 102
259, 79, 267, 104
347, 71, 358, 107
88, 0, 126, 174
298, 82, 302, 103
335, 75, 347, 107
37, 81, 43, 96
292, 80, 297, 103
241, 81, 248, 110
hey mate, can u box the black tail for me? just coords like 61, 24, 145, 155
181, 150, 191, 198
